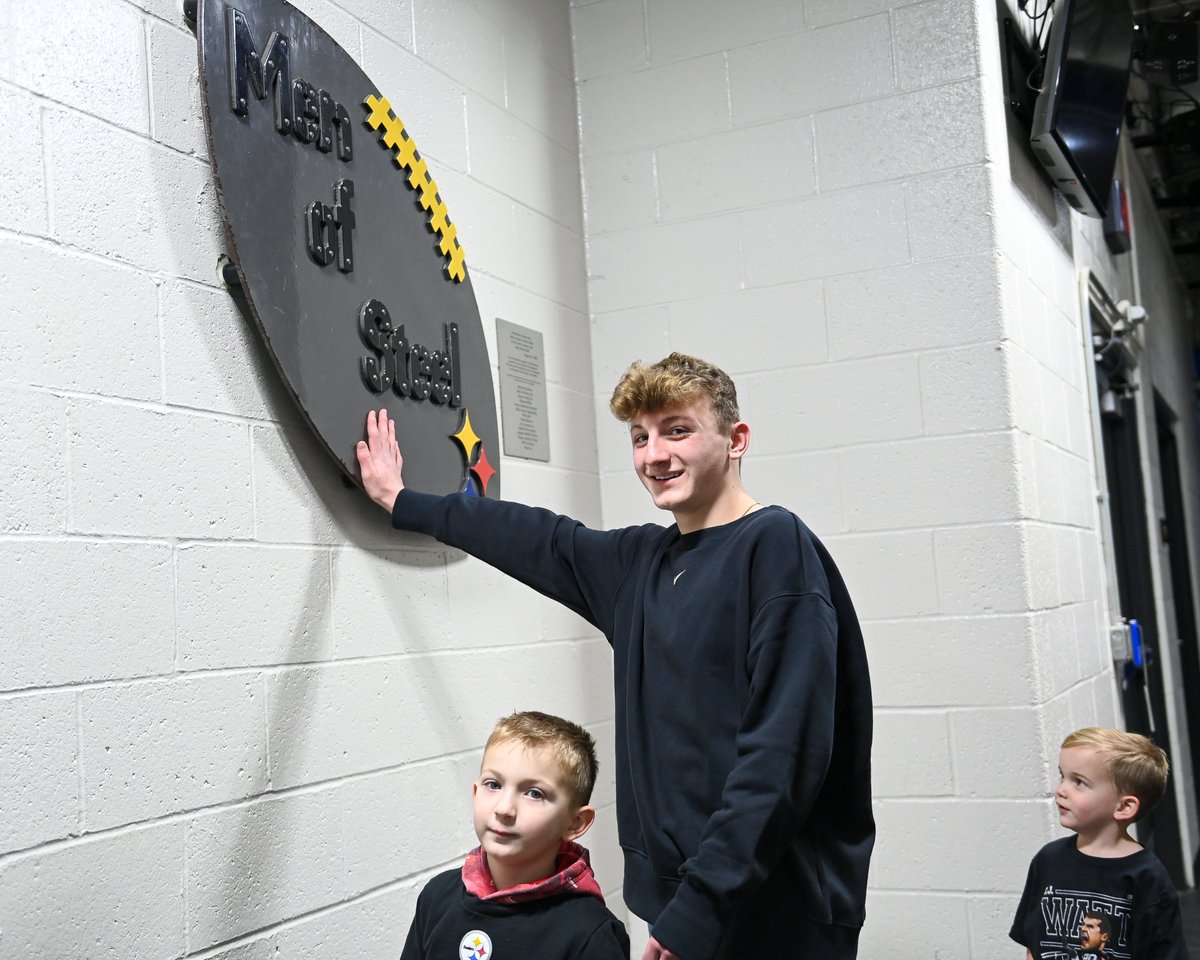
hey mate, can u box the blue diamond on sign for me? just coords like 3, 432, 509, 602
194, 0, 500, 498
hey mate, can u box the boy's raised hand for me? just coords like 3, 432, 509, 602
356, 408, 406, 511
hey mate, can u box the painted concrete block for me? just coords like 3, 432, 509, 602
466, 93, 582, 231
581, 148, 658, 235
0, 822, 186, 960
177, 544, 335, 669
728, 17, 893, 124
743, 184, 909, 286
748, 450, 844, 535
2, 0, 149, 135
658, 118, 816, 221
0, 87, 48, 236
359, 34, 469, 173
511, 204, 590, 313
69, 401, 254, 539
825, 254, 1003, 361
342, 755, 477, 895
920, 342, 1012, 436
264, 887, 413, 960
505, 0, 575, 77
149, 19, 208, 159
804, 0, 898, 27
0, 540, 174, 690
578, 54, 731, 154
590, 305, 670, 411
586, 215, 743, 314
816, 81, 987, 191
860, 891, 971, 957
80, 674, 269, 829
0, 692, 77, 854
44, 110, 224, 285
570, 0, 649, 80
1031, 606, 1085, 701
331, 545, 448, 659
1, 240, 160, 401
934, 522, 1031, 615
825, 530, 939, 619
414, 0, 505, 101
865, 614, 1035, 707
267, 661, 409, 789
500, 460, 605, 529
352, 0, 415, 51
446, 552, 559, 647
841, 433, 1020, 531
872, 710, 954, 796
970, 894, 1028, 957
894, 0, 979, 89
504, 38, 579, 151
951, 706, 1046, 796
290, 0, 363, 60
0, 386, 68, 535
186, 789, 342, 948
905, 165, 994, 262
647, 0, 805, 64
749, 354, 922, 455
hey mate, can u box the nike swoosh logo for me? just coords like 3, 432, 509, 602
673, 570, 686, 586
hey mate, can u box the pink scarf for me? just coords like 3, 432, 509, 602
461, 841, 605, 905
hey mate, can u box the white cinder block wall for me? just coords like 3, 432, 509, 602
570, 0, 1184, 955
0, 0, 623, 956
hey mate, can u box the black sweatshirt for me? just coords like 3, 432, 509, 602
392, 491, 874, 960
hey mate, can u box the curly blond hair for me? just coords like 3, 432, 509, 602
609, 352, 739, 431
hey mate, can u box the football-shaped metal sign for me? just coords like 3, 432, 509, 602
194, 0, 500, 498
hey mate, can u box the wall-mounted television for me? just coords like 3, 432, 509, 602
1030, 0, 1136, 218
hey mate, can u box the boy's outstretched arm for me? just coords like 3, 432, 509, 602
356, 408, 406, 511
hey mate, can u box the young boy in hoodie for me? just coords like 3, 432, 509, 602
400, 711, 630, 960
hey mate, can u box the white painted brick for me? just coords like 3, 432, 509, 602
69, 401, 254, 539
816, 81, 987, 191
865, 614, 1035, 707
3, 0, 149, 135
590, 305, 670, 410
950, 706, 1045, 796
160, 279, 284, 420
748, 450, 843, 535
728, 17, 894, 125
414, 0, 505, 100
0, 692, 77, 853
646, 0, 806, 64
0, 387, 68, 535
478, 284, 593, 391
841, 433, 1019, 531
290, 0, 363, 60
0, 822, 186, 960
267, 661, 408, 789
359, 34, 468, 174
586, 216, 742, 314
860, 892, 970, 957
499, 461, 604, 528
1074, 599, 1109, 679
904, 165, 994, 262
511, 204, 589, 313
666, 280, 827, 375
261, 888, 414, 960
1024, 522, 1060, 610
1014, 268, 1052, 366
354, 0, 415, 51
570, 0, 649, 80
331, 545, 448, 659
148, 20, 208, 159
578, 55, 731, 154
342, 756, 476, 895
920, 341, 1011, 436
445, 550, 552, 647
872, 710, 953, 796
496, 0, 575, 77
80, 674, 268, 830
45, 112, 224, 284
871, 799, 1044, 889
894, 0, 979, 89
538, 575, 608, 641
544, 381, 601, 472
588, 718, 619, 811
749, 354, 922, 455
581, 148, 658, 235
177, 544, 335, 669
824, 530, 938, 619
1, 240, 160, 401
1030, 606, 1084, 700
1007, 343, 1046, 438
186, 789, 342, 948
743, 184, 909, 287
658, 119, 815, 222
0, 540, 174, 690
504, 39, 579, 151
0, 86, 48, 236
1039, 367, 1072, 452
934, 522, 1030, 614
826, 254, 1002, 361
465, 94, 582, 231
803, 0, 902, 26
969, 893, 1027, 957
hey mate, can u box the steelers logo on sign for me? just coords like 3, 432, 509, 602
459, 928, 493, 959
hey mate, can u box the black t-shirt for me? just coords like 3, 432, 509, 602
1010, 836, 1188, 960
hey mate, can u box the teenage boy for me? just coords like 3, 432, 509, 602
1010, 727, 1188, 960
401, 710, 629, 960
359, 353, 875, 960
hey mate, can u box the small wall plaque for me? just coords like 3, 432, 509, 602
496, 319, 550, 462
